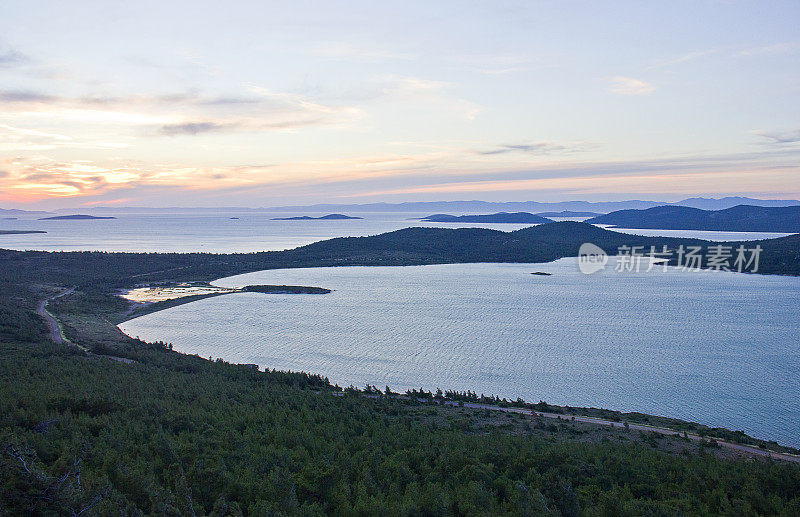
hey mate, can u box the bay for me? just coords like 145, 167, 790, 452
120, 259, 800, 446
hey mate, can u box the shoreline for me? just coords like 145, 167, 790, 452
18, 223, 799, 463
330, 391, 800, 463
117, 282, 332, 322
113, 303, 800, 456
108, 267, 800, 453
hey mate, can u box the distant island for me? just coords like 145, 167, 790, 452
2, 217, 18, 220
272, 213, 363, 221
586, 205, 800, 233
265, 196, 800, 214
0, 230, 47, 235
420, 212, 553, 224
535, 211, 602, 218
39, 214, 117, 220
530, 271, 552, 276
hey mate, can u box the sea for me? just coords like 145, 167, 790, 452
0, 211, 791, 252
119, 260, 800, 447
3, 212, 798, 446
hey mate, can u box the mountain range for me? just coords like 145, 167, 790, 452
265, 197, 800, 214
4, 197, 799, 217
419, 212, 553, 223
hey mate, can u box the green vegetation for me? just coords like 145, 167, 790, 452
586, 205, 800, 233
3, 341, 800, 515
420, 212, 553, 223
242, 285, 331, 294
1, 221, 800, 514
271, 214, 363, 220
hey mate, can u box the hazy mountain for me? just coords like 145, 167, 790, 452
265, 197, 800, 214
0, 208, 53, 217
39, 215, 116, 220
675, 197, 800, 210
535, 211, 602, 217
587, 205, 800, 233
266, 200, 660, 213
419, 212, 553, 223
26, 197, 800, 216
271, 214, 363, 221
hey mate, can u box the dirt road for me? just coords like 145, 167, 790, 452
35, 287, 75, 345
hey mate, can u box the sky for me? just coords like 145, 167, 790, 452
0, 0, 799, 209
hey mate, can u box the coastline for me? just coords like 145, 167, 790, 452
116, 282, 332, 323
111, 287, 800, 457
11, 222, 799, 463
108, 263, 800, 453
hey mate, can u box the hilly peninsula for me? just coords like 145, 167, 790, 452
587, 205, 800, 233
272, 213, 363, 221
420, 212, 553, 223
535, 211, 602, 218
39, 214, 116, 220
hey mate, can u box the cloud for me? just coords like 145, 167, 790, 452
349, 152, 800, 199
605, 77, 655, 96
0, 90, 57, 103
161, 121, 233, 136
0, 124, 71, 141
752, 129, 800, 145
309, 42, 414, 61
647, 49, 720, 69
199, 96, 263, 106
378, 75, 481, 121
449, 52, 560, 75
648, 42, 798, 70
479, 142, 571, 156
4, 143, 800, 205
738, 42, 798, 57
0, 86, 364, 140
0, 48, 28, 68
0, 169, 8, 178
0, 123, 130, 152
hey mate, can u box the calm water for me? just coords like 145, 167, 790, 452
120, 260, 800, 446
0, 212, 791, 252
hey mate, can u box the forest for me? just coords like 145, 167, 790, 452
3, 340, 800, 515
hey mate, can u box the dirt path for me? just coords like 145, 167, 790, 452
36, 288, 134, 364
333, 392, 799, 463
35, 287, 75, 345
446, 401, 800, 463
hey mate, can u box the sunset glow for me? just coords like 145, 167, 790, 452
1, 1, 798, 208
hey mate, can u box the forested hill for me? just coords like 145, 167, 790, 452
418, 212, 553, 223
285, 221, 800, 274
587, 205, 800, 233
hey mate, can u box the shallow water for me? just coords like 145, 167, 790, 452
120, 259, 800, 446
